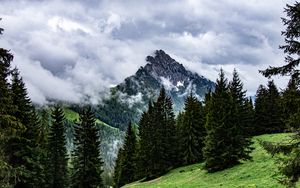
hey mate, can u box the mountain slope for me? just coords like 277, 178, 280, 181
97, 50, 215, 130
124, 133, 297, 188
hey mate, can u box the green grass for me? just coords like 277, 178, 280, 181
63, 108, 120, 131
124, 133, 299, 188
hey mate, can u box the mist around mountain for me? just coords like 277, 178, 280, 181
97, 50, 215, 130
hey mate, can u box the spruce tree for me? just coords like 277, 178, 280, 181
47, 106, 68, 188
244, 98, 255, 135
281, 77, 300, 128
5, 68, 46, 187
266, 80, 284, 132
71, 106, 103, 188
0, 27, 18, 187
203, 69, 245, 172
179, 93, 206, 165
113, 147, 124, 188
229, 69, 253, 160
114, 122, 137, 187
152, 87, 177, 175
136, 103, 153, 179
259, 2, 300, 185
254, 85, 268, 135
254, 80, 283, 134
137, 88, 177, 179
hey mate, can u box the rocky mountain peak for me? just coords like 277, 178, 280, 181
144, 50, 187, 84
116, 50, 215, 108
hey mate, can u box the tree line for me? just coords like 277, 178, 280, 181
0, 28, 104, 187
113, 67, 294, 187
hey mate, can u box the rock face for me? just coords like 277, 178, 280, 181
115, 50, 215, 112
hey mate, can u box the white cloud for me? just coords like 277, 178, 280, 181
0, 0, 295, 104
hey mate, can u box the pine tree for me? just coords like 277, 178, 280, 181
0, 45, 14, 116
47, 106, 69, 188
0, 26, 20, 187
244, 98, 255, 135
254, 81, 283, 134
254, 85, 268, 135
229, 69, 253, 160
114, 122, 137, 187
179, 93, 206, 165
175, 111, 184, 165
152, 87, 177, 175
136, 88, 177, 179
259, 2, 300, 185
113, 147, 124, 188
203, 69, 246, 172
4, 68, 46, 187
135, 102, 153, 179
71, 106, 103, 188
281, 77, 300, 128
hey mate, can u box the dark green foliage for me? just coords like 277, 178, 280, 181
114, 122, 138, 187
254, 81, 284, 135
178, 93, 206, 165
0, 48, 14, 115
96, 92, 138, 131
203, 69, 252, 172
229, 69, 253, 160
135, 104, 153, 180
3, 68, 46, 187
259, 3, 300, 185
244, 98, 255, 135
254, 85, 268, 135
260, 2, 300, 79
0, 27, 24, 187
71, 106, 104, 188
47, 106, 69, 187
137, 88, 177, 179
261, 133, 300, 187
11, 68, 34, 125
281, 77, 300, 129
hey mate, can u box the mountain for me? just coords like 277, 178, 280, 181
97, 50, 215, 130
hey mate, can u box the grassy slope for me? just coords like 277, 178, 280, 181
125, 133, 299, 188
63, 108, 119, 132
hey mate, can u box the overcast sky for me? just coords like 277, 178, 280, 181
0, 0, 295, 104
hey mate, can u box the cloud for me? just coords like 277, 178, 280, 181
0, 0, 295, 104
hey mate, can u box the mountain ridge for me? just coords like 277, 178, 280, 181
114, 49, 215, 114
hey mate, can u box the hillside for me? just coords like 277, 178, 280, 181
124, 133, 299, 188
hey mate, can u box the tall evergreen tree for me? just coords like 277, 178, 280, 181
244, 98, 255, 135
259, 2, 300, 185
71, 106, 103, 188
229, 69, 253, 160
47, 106, 68, 188
137, 88, 177, 179
5, 68, 46, 187
281, 77, 300, 128
179, 93, 206, 165
114, 122, 138, 187
136, 102, 153, 179
203, 69, 250, 172
0, 38, 14, 116
152, 87, 177, 175
0, 32, 20, 187
254, 85, 268, 135
254, 81, 283, 134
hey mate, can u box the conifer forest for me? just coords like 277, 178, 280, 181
1, 1, 300, 188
